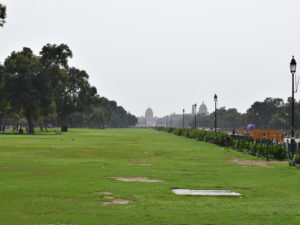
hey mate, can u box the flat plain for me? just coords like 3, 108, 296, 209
0, 128, 299, 225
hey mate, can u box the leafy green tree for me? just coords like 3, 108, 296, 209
40, 43, 72, 69
269, 113, 285, 129
0, 64, 9, 112
127, 113, 138, 127
246, 98, 284, 128
4, 48, 52, 134
222, 108, 242, 129
0, 3, 6, 27
40, 44, 97, 132
54, 67, 97, 132
85, 106, 106, 128
0, 64, 10, 129
40, 43, 72, 92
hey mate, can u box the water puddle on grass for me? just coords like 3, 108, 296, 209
172, 189, 241, 196
107, 177, 164, 182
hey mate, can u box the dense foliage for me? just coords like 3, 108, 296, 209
0, 3, 6, 27
66, 97, 137, 129
0, 44, 137, 133
156, 127, 287, 160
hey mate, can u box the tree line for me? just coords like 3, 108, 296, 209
0, 44, 137, 134
160, 97, 300, 131
188, 97, 300, 131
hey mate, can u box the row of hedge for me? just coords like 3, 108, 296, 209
155, 127, 287, 160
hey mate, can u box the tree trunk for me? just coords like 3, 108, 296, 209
61, 125, 68, 132
25, 110, 34, 134
58, 113, 68, 132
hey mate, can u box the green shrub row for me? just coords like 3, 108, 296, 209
155, 127, 287, 160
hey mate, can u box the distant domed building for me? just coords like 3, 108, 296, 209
198, 102, 208, 115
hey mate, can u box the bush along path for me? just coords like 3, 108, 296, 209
155, 127, 287, 161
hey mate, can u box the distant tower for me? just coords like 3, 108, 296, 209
145, 108, 154, 126
198, 102, 208, 115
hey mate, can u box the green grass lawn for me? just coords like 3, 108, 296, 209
0, 128, 299, 225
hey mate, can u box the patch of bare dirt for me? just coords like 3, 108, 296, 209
138, 163, 152, 167
128, 160, 152, 167
92, 191, 133, 207
268, 161, 287, 164
231, 158, 286, 168
103, 196, 114, 199
183, 174, 210, 176
101, 199, 132, 206
107, 177, 164, 182
92, 192, 113, 195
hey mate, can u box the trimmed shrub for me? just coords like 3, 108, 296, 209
155, 127, 287, 160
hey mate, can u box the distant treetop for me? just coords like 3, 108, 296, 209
0, 4, 6, 27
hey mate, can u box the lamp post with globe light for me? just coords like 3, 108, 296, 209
214, 94, 218, 132
290, 56, 297, 158
285, 112, 288, 132
194, 103, 197, 129
182, 109, 185, 129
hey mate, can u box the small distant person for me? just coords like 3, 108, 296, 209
232, 129, 236, 135
18, 128, 24, 134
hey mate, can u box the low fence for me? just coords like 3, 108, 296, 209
237, 129, 284, 142
155, 127, 287, 160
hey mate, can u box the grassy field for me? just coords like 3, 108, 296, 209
0, 128, 299, 225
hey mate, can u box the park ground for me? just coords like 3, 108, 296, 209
0, 128, 300, 225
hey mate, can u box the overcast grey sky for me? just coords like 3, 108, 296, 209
1, 0, 300, 117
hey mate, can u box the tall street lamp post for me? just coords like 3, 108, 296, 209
285, 112, 288, 132
290, 56, 297, 157
182, 109, 185, 129
194, 103, 197, 129
214, 94, 218, 132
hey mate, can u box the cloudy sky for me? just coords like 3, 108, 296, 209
1, 0, 300, 117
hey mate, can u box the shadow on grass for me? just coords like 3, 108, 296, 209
0, 131, 63, 136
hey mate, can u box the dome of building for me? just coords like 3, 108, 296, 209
198, 102, 208, 115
